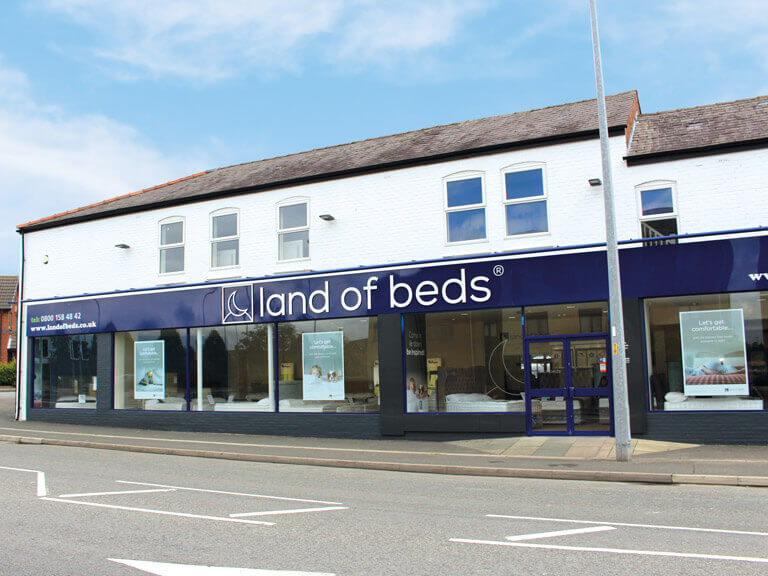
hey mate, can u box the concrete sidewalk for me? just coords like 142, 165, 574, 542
2, 391, 767, 487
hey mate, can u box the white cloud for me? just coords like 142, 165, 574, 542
0, 56, 207, 273
33, 0, 490, 81
663, 0, 768, 72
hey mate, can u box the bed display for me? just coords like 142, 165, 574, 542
540, 398, 583, 424
445, 393, 526, 412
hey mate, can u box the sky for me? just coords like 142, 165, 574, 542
1, 0, 766, 274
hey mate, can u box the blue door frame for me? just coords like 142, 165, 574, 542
525, 334, 614, 436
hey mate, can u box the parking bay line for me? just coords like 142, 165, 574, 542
40, 497, 275, 526
0, 465, 47, 497
487, 514, 768, 537
450, 538, 768, 564
231, 506, 348, 518
58, 488, 176, 498
117, 480, 344, 506
506, 526, 615, 542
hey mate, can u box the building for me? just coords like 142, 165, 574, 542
0, 276, 18, 364
14, 91, 768, 443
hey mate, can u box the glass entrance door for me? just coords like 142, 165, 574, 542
525, 337, 613, 436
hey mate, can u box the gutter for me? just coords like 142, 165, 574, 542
625, 137, 768, 165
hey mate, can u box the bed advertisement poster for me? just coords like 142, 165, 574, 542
134, 340, 166, 400
680, 309, 749, 396
302, 331, 345, 400
405, 314, 429, 412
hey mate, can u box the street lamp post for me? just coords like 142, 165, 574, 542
589, 0, 632, 462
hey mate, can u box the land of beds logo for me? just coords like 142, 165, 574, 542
222, 267, 495, 323
222, 284, 254, 324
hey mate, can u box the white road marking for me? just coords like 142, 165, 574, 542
109, 558, 335, 575
59, 488, 176, 498
487, 514, 768, 537
506, 526, 615, 542
41, 497, 275, 526
0, 465, 47, 497
450, 538, 768, 564
230, 506, 348, 518
117, 480, 343, 505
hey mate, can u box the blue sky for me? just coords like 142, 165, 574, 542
1, 0, 766, 274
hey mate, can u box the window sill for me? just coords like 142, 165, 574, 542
443, 238, 489, 248
503, 231, 551, 240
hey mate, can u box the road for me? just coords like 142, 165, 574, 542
1, 440, 767, 575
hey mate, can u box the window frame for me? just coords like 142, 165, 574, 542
158, 217, 185, 275
277, 198, 310, 262
210, 209, 240, 270
501, 162, 550, 238
443, 172, 487, 245
636, 180, 677, 221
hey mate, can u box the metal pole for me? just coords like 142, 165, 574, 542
589, 0, 632, 462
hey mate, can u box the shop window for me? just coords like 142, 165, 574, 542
277, 317, 379, 413
637, 183, 677, 246
190, 324, 273, 411
278, 200, 309, 261
211, 209, 239, 268
444, 174, 486, 243
503, 165, 548, 236
524, 302, 608, 337
33, 334, 98, 409
113, 329, 188, 410
159, 218, 184, 274
404, 308, 524, 413
645, 292, 767, 412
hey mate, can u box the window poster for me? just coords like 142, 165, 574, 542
134, 340, 165, 399
302, 331, 345, 400
680, 309, 749, 396
404, 314, 429, 412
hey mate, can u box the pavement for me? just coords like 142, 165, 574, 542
1, 389, 767, 488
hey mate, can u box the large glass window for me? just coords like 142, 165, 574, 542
159, 218, 184, 274
277, 317, 379, 413
33, 334, 98, 408
445, 175, 486, 243
278, 202, 309, 261
524, 302, 608, 337
190, 324, 273, 411
114, 329, 188, 410
211, 210, 239, 268
504, 166, 548, 236
404, 308, 524, 413
645, 292, 767, 412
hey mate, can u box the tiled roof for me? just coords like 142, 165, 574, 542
628, 94, 768, 160
0, 276, 18, 310
18, 91, 639, 231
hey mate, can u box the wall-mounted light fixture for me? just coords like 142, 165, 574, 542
588, 178, 602, 187
114, 243, 131, 249
319, 214, 335, 221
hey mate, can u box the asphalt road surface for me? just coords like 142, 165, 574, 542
2, 441, 768, 575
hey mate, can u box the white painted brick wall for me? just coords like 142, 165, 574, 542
21, 137, 768, 300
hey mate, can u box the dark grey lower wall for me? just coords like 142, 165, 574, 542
645, 412, 768, 444
26, 408, 383, 438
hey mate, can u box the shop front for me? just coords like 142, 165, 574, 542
20, 233, 768, 443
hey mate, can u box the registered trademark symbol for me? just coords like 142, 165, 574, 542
493, 265, 504, 277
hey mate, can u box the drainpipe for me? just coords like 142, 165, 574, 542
15, 230, 24, 421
